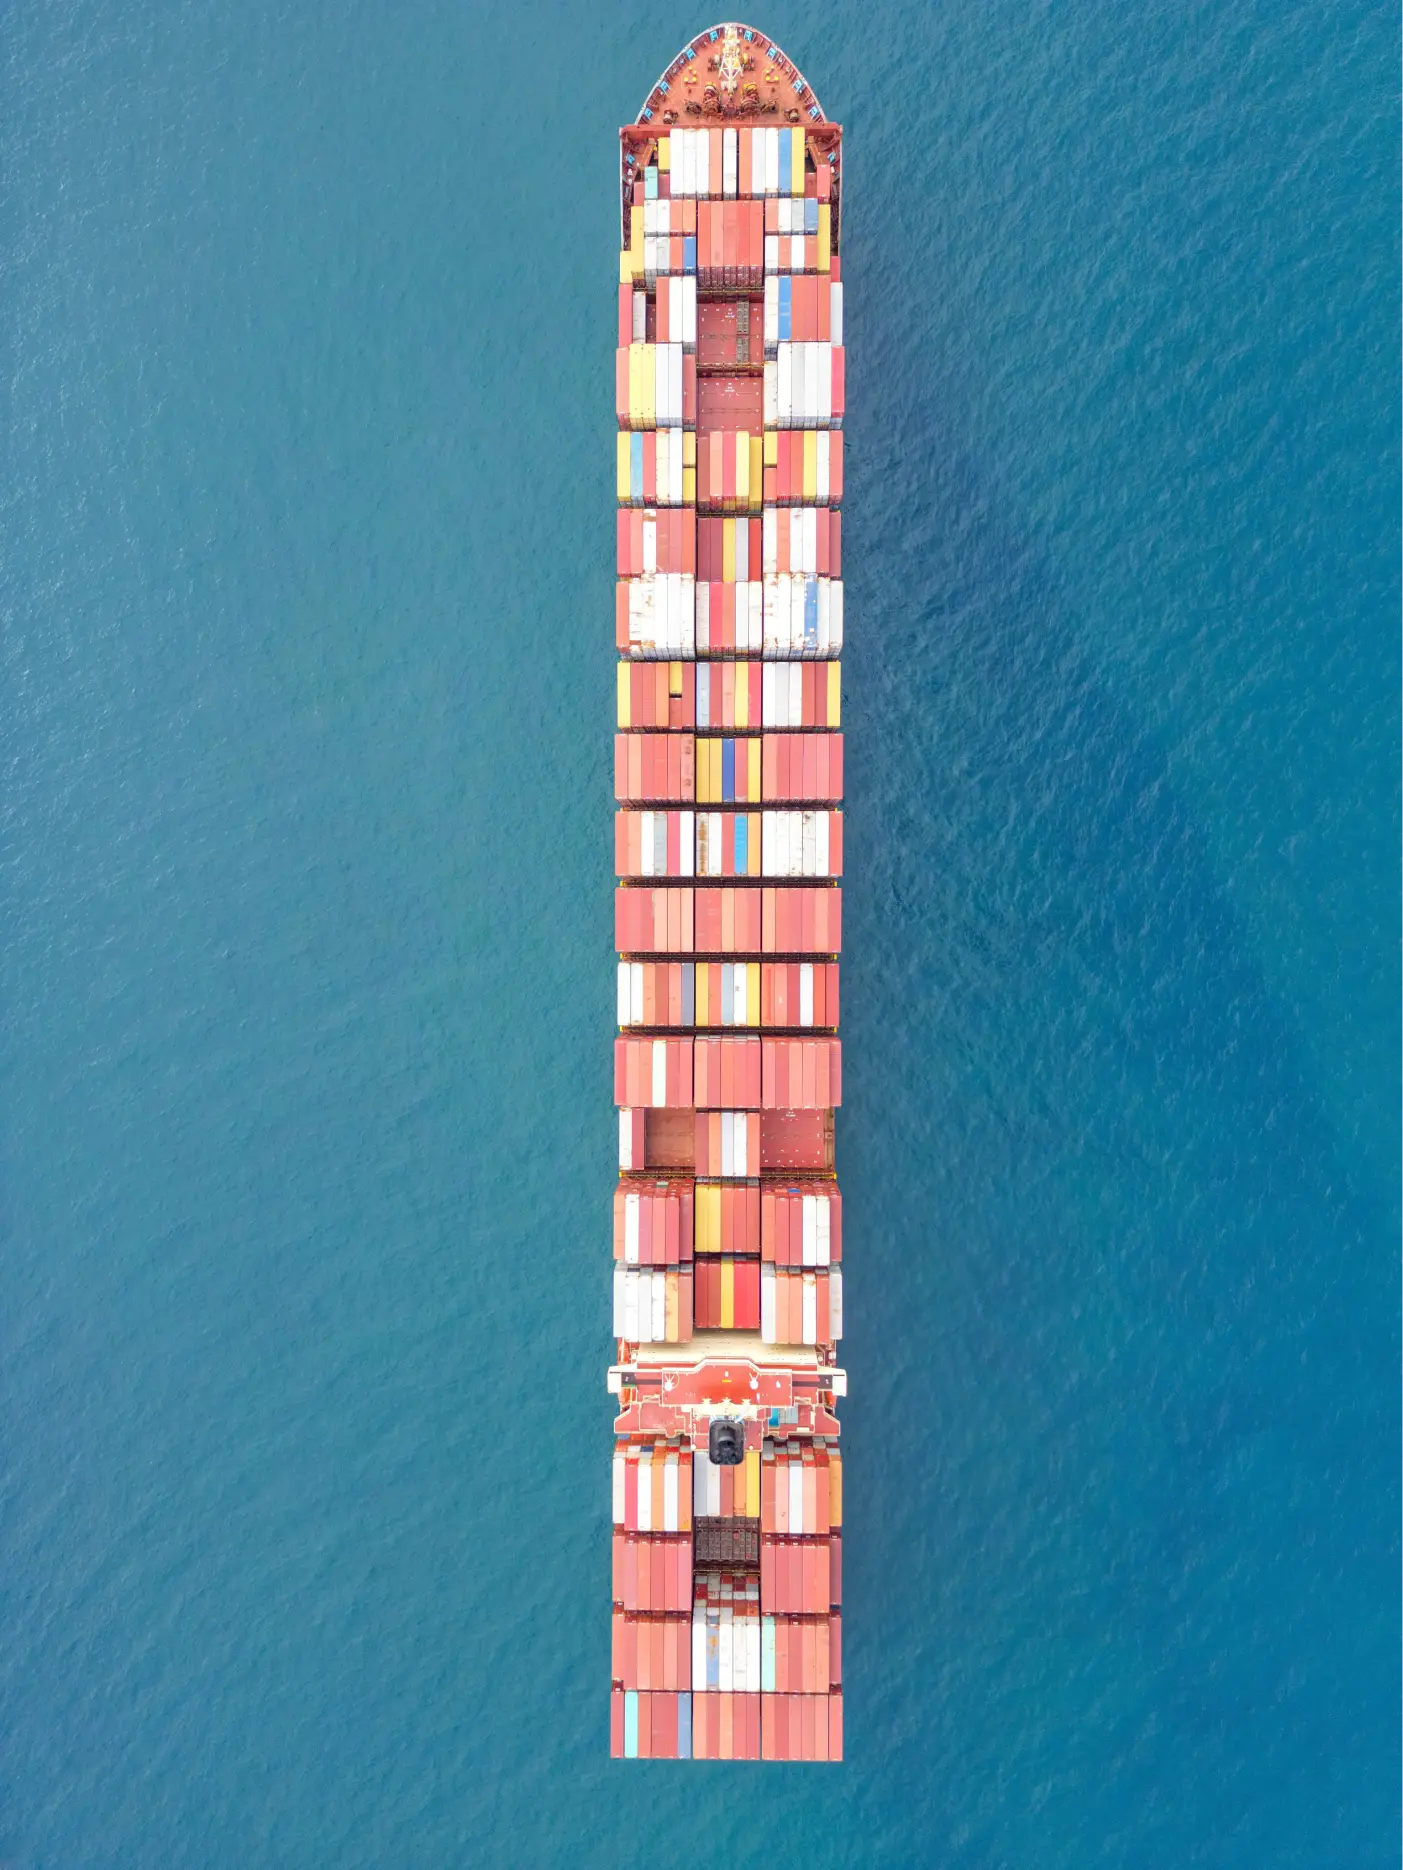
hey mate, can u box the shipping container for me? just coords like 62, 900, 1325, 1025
611, 1688, 694, 1760
760, 1694, 843, 1762
616, 343, 694, 429
693, 735, 843, 804
693, 1256, 762, 1330
616, 659, 696, 729
613, 1181, 694, 1265
690, 1691, 762, 1762
614, 733, 697, 804
616, 507, 696, 578
763, 275, 844, 352
696, 429, 764, 512
762, 506, 841, 578
616, 572, 696, 657
612, 1265, 694, 1343
760, 1264, 843, 1345
692, 1033, 763, 1108
760, 1036, 843, 1107
691, 1574, 762, 1694
764, 428, 843, 506
689, 885, 843, 956
667, 125, 807, 200
760, 1614, 841, 1693
694, 580, 764, 655
613, 1441, 696, 1532
762, 574, 844, 657
615, 809, 697, 878
760, 1536, 833, 1615
617, 428, 694, 507
612, 1532, 695, 1615
763, 344, 845, 429
761, 1441, 840, 1536
693, 1179, 762, 1255
693, 1109, 761, 1178
615, 887, 695, 955
761, 1184, 843, 1264
693, 660, 841, 730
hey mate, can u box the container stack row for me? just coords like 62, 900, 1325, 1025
614, 1036, 843, 1108
618, 960, 841, 1030
618, 659, 841, 730
615, 808, 843, 878
618, 1107, 832, 1177
615, 732, 844, 801
615, 1179, 841, 1260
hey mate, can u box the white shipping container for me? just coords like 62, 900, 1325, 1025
619, 1108, 637, 1169
613, 1450, 626, 1525
637, 1449, 653, 1528
722, 126, 737, 197
830, 1267, 843, 1339
761, 574, 843, 659
624, 1190, 640, 1263
815, 1195, 831, 1266
729, 961, 751, 1024
627, 573, 696, 658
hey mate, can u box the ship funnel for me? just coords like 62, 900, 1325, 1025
708, 1417, 746, 1465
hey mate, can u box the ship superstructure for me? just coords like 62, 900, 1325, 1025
610, 24, 845, 1763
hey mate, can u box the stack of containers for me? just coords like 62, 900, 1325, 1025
614, 114, 846, 1765
610, 1429, 693, 1760
612, 1180, 694, 1347
696, 430, 764, 512
616, 960, 841, 1031
759, 1439, 843, 1760
692, 660, 840, 729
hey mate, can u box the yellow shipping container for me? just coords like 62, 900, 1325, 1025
616, 662, 632, 728
683, 430, 697, 466
682, 466, 696, 504
802, 431, 818, 502
750, 436, 764, 508
827, 660, 842, 725
789, 127, 805, 195
817, 203, 831, 273
695, 1182, 720, 1252
719, 1258, 735, 1328
745, 740, 762, 801
828, 1446, 842, 1526
616, 432, 632, 500
743, 1444, 761, 1516
658, 135, 670, 172
763, 430, 779, 468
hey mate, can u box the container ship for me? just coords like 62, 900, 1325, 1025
610, 24, 845, 1763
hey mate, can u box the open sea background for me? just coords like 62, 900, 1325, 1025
4, 1, 1398, 1863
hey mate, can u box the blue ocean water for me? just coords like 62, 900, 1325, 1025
3, 0, 1397, 1862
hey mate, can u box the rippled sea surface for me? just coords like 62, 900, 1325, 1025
4, 2, 1398, 1863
